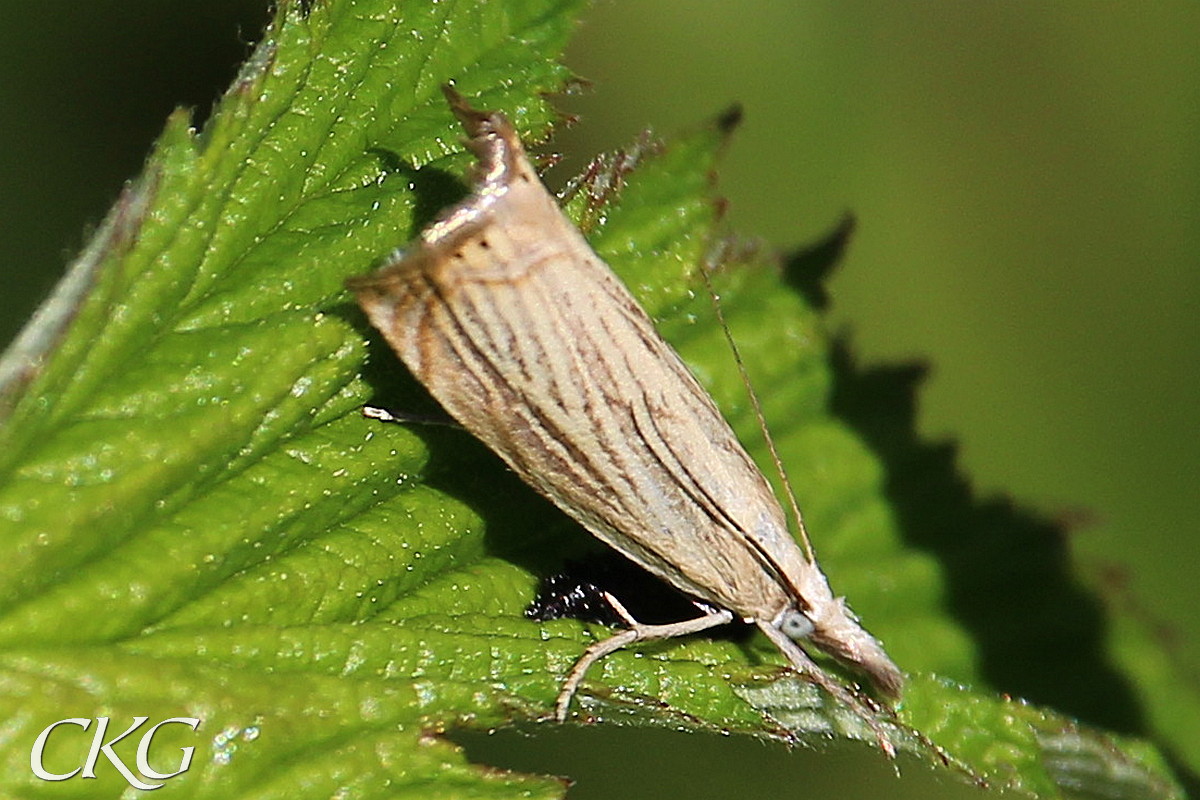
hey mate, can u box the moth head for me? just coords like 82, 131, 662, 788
780, 571, 905, 700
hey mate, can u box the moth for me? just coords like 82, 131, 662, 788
348, 86, 903, 743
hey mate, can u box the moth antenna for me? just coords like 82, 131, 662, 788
699, 255, 815, 562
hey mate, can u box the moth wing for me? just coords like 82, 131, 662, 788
350, 114, 798, 619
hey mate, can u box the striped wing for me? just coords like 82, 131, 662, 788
350, 111, 808, 622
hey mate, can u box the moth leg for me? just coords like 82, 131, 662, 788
756, 620, 898, 758
361, 405, 461, 429
555, 592, 734, 721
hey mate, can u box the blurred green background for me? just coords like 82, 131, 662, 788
1, 1, 1195, 796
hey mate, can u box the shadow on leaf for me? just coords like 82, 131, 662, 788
784, 217, 1146, 737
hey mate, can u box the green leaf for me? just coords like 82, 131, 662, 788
1091, 564, 1200, 778
0, 0, 1185, 798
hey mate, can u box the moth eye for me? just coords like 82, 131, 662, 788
780, 610, 815, 641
